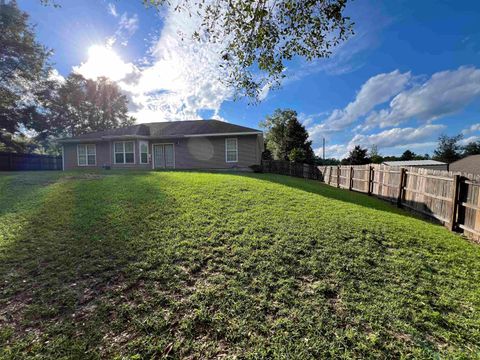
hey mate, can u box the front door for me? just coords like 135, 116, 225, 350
153, 144, 175, 169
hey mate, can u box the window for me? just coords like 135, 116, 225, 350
139, 141, 149, 164
225, 138, 238, 163
114, 141, 135, 164
77, 144, 96, 166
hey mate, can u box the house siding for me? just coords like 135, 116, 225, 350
63, 134, 262, 170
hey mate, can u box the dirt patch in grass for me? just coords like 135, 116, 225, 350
61, 173, 106, 181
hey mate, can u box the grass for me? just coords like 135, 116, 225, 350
0, 170, 479, 359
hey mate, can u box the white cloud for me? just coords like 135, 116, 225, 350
365, 66, 480, 129
348, 124, 445, 149
125, 7, 230, 122
108, 12, 139, 46
48, 68, 65, 83
315, 144, 348, 159
73, 45, 140, 82
74, 5, 231, 123
107, 3, 118, 17
325, 70, 411, 130
462, 123, 480, 135
460, 136, 480, 145
305, 70, 411, 143
298, 111, 328, 128
118, 13, 138, 36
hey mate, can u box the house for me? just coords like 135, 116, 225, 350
59, 120, 264, 171
449, 155, 480, 175
382, 159, 448, 170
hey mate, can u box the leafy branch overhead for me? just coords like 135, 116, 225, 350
39, 0, 353, 100
143, 0, 354, 100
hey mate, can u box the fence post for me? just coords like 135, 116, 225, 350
349, 166, 354, 191
367, 166, 373, 195
397, 168, 406, 207
328, 166, 332, 185
449, 174, 461, 231
337, 166, 340, 188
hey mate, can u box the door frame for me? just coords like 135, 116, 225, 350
152, 143, 176, 170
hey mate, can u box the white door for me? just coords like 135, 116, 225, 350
153, 144, 175, 169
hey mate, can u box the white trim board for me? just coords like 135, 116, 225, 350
186, 132, 261, 138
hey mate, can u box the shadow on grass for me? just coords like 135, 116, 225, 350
0, 173, 174, 358
232, 172, 439, 224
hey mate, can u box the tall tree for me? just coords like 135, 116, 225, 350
433, 134, 463, 163
369, 144, 383, 164
261, 109, 314, 163
400, 150, 415, 161
343, 145, 369, 165
463, 141, 480, 156
0, 0, 53, 151
49, 74, 135, 137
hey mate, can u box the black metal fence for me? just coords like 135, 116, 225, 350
261, 160, 321, 180
0, 152, 62, 171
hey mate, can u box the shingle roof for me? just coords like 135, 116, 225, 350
383, 160, 447, 166
60, 120, 261, 141
449, 155, 480, 174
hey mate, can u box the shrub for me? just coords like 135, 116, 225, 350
250, 164, 263, 173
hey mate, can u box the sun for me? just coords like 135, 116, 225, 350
75, 45, 134, 82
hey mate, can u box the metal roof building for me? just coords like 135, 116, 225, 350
382, 159, 448, 170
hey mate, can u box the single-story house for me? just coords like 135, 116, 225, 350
58, 120, 264, 171
449, 155, 480, 175
382, 159, 448, 170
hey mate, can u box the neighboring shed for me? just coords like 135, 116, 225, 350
382, 159, 448, 170
449, 155, 480, 175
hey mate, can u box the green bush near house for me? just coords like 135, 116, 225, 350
0, 170, 479, 359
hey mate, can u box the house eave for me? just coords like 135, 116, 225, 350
58, 131, 263, 143
185, 132, 263, 137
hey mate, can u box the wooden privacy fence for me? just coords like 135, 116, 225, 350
261, 160, 321, 180
316, 164, 480, 241
0, 152, 62, 171
261, 160, 480, 242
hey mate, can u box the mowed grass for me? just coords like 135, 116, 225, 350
0, 170, 479, 359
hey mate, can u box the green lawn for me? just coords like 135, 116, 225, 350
0, 170, 479, 359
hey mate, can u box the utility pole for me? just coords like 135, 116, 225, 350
322, 137, 326, 160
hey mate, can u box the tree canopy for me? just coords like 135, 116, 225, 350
261, 109, 314, 164
433, 134, 463, 163
0, 0, 53, 151
342, 145, 369, 165
463, 141, 480, 157
49, 74, 135, 137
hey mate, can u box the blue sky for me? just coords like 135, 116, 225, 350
18, 0, 480, 158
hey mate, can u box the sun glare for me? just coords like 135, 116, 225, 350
77, 44, 133, 82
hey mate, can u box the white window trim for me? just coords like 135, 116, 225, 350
77, 144, 96, 167
225, 138, 238, 163
114, 141, 136, 165
139, 140, 149, 164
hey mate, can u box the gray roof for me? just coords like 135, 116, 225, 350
449, 155, 480, 174
383, 160, 447, 166
60, 120, 262, 141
